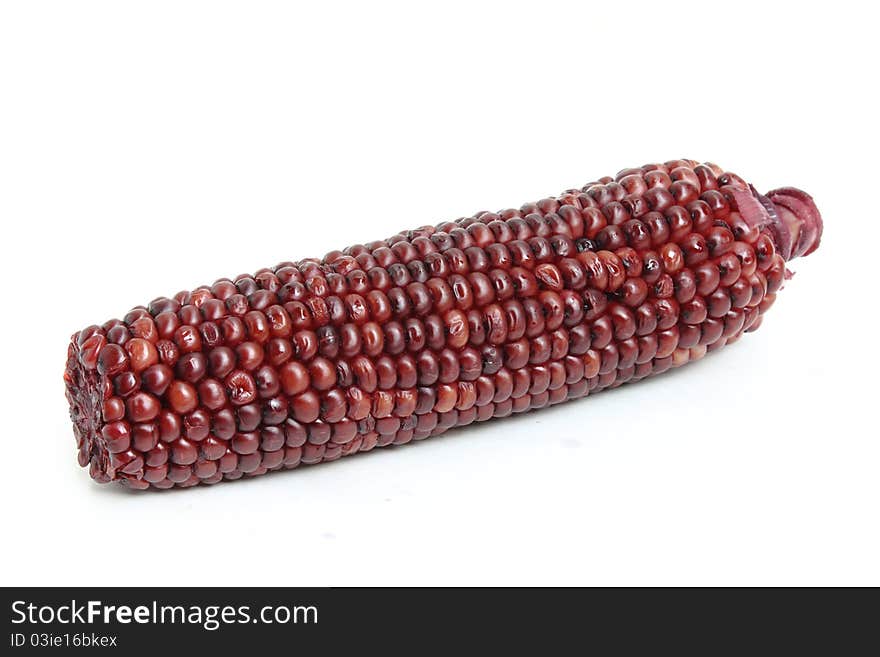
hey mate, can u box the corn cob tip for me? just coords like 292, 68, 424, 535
733, 184, 822, 262
764, 187, 823, 260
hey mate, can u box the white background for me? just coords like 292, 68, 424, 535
1, 1, 877, 586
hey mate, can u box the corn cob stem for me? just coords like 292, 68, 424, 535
64, 159, 822, 490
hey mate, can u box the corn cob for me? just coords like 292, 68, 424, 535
64, 160, 822, 490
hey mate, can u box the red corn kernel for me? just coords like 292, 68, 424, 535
225, 370, 257, 406
167, 381, 198, 414
126, 392, 160, 423
174, 325, 202, 353
170, 438, 198, 465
